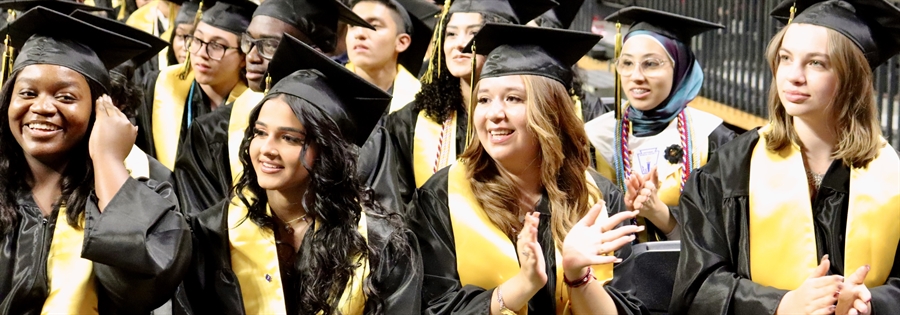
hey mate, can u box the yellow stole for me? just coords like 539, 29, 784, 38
413, 111, 457, 188
125, 0, 160, 36
227, 90, 265, 182
344, 63, 422, 114
227, 198, 370, 315
446, 162, 614, 314
42, 149, 151, 314
749, 125, 900, 289
595, 110, 709, 206
152, 64, 248, 170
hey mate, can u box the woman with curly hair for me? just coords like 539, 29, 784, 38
409, 23, 649, 314
671, 1, 900, 314
182, 34, 421, 315
0, 7, 190, 314
374, 0, 556, 207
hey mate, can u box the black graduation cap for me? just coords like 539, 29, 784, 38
70, 9, 168, 67
0, 0, 111, 14
266, 33, 392, 146
0, 6, 149, 92
200, 0, 257, 35
253, 0, 372, 52
771, 0, 900, 68
534, 0, 584, 29
463, 23, 600, 88
605, 6, 724, 44
389, 0, 432, 74
396, 0, 441, 31
448, 0, 558, 25
174, 0, 201, 26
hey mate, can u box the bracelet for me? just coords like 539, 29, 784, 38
496, 285, 518, 315
563, 267, 596, 288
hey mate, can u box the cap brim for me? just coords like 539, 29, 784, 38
70, 9, 169, 66
464, 23, 600, 67
336, 0, 374, 29
605, 6, 724, 42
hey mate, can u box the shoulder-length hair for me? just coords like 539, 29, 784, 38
232, 93, 408, 314
764, 24, 883, 168
459, 74, 600, 246
0, 69, 103, 234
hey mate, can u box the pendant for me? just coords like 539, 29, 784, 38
284, 225, 294, 235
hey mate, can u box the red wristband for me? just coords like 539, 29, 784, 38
563, 267, 596, 288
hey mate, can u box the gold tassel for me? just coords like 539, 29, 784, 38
263, 74, 271, 95
788, 1, 797, 24
179, 0, 205, 80
167, 1, 177, 32
421, 0, 452, 84
614, 22, 623, 121
464, 41, 476, 146
1, 10, 16, 87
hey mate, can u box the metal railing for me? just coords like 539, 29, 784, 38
588, 0, 900, 147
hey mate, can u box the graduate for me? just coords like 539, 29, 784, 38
173, 0, 373, 214
409, 23, 648, 314
346, 0, 429, 111
166, 0, 198, 66
670, 1, 900, 314
0, 7, 190, 313
182, 33, 422, 315
380, 0, 557, 207
137, 0, 255, 169
583, 7, 734, 242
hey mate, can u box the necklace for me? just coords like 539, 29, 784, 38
807, 169, 825, 189
281, 214, 308, 234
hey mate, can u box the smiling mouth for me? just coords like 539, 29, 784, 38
25, 122, 61, 132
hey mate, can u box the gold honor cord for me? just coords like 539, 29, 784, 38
263, 74, 271, 95
421, 0, 452, 84
0, 9, 16, 86
614, 22, 623, 120
179, 0, 205, 80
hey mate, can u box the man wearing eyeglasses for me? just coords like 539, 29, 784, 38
172, 0, 375, 214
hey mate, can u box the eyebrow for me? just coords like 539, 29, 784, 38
15, 77, 80, 90
446, 24, 482, 31
779, 48, 828, 58
620, 52, 666, 58
255, 121, 305, 134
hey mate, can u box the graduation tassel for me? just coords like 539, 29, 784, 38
788, 1, 797, 24
0, 10, 16, 87
179, 0, 205, 80
465, 41, 476, 146
614, 22, 623, 121
421, 0, 451, 84
263, 74, 271, 95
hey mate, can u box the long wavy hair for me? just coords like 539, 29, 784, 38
413, 11, 509, 123
0, 69, 104, 234
764, 24, 883, 168
231, 93, 408, 314
459, 75, 600, 246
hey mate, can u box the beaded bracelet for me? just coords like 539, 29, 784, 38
563, 267, 597, 288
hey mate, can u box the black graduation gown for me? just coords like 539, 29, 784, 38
670, 130, 900, 315
0, 177, 191, 314
408, 167, 649, 314
135, 72, 214, 158
380, 104, 468, 207
173, 104, 234, 215
181, 199, 424, 314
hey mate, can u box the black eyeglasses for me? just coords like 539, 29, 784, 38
240, 33, 280, 60
186, 35, 239, 61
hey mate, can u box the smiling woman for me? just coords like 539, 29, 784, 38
0, 7, 189, 314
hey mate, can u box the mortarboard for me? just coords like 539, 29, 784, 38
200, 0, 257, 35
395, 0, 440, 31
771, 0, 900, 68
0, 6, 149, 92
70, 9, 168, 67
605, 6, 723, 44
0, 0, 112, 15
463, 23, 600, 89
447, 0, 557, 25
174, 0, 201, 26
265, 33, 391, 146
533, 0, 584, 29
253, 0, 372, 52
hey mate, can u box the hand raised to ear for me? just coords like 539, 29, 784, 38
89, 95, 137, 163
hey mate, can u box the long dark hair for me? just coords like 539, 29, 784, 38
232, 93, 408, 314
0, 70, 104, 234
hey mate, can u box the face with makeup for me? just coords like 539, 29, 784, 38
250, 97, 318, 193
618, 35, 675, 111
443, 12, 486, 79
775, 23, 839, 120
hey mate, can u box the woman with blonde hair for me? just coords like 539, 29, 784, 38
409, 23, 648, 314
671, 1, 900, 314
